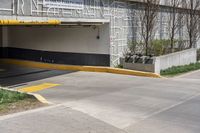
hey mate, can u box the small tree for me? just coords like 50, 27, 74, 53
167, 0, 183, 52
139, 0, 160, 56
183, 0, 200, 48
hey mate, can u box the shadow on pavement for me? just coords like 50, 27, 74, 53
0, 63, 75, 87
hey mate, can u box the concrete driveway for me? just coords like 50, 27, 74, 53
0, 64, 73, 87
1, 66, 200, 133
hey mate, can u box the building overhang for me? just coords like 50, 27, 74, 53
0, 15, 110, 26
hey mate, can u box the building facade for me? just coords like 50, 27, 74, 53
0, 0, 195, 66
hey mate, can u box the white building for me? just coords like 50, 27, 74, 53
0, 0, 198, 66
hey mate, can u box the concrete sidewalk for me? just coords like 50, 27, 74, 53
1, 70, 200, 133
175, 70, 200, 80
0, 105, 125, 133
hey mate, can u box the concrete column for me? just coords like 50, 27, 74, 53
0, 26, 3, 57
2, 26, 9, 47
1, 26, 9, 58
0, 27, 2, 47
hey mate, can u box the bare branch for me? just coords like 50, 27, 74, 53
166, 0, 184, 52
138, 0, 160, 55
182, 0, 200, 48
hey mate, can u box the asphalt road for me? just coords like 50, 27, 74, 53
0, 65, 200, 133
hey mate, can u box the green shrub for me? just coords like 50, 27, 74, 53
126, 39, 189, 58
115, 64, 123, 68
150, 39, 171, 56
127, 41, 138, 54
0, 89, 29, 104
126, 41, 144, 55
161, 62, 200, 76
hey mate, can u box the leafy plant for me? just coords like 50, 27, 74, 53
115, 64, 123, 68
0, 89, 29, 104
161, 62, 200, 76
126, 41, 144, 55
124, 39, 190, 61
150, 39, 171, 56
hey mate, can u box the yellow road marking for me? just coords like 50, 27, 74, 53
18, 83, 60, 93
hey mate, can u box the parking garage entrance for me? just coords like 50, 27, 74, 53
0, 21, 110, 66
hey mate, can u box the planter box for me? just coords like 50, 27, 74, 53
120, 58, 158, 73
121, 48, 197, 74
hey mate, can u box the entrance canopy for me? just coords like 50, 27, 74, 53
0, 16, 110, 26
0, 20, 60, 25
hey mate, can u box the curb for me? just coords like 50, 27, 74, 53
0, 88, 52, 105
28, 93, 52, 104
0, 59, 161, 78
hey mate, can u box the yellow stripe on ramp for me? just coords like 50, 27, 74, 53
0, 59, 162, 78
19, 83, 60, 93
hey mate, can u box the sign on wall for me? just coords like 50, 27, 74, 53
43, 0, 84, 10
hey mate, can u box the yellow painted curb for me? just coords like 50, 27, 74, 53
0, 59, 161, 78
30, 93, 52, 104
0, 20, 61, 25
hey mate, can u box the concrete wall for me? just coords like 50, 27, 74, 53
0, 0, 136, 66
2, 27, 9, 48
121, 48, 197, 74
197, 41, 200, 49
0, 0, 13, 16
8, 25, 109, 55
0, 27, 2, 47
157, 48, 197, 71
0, 27, 2, 57
2, 24, 110, 66
0, 0, 195, 66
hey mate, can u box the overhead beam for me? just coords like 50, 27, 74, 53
0, 20, 61, 25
